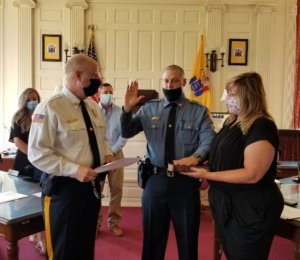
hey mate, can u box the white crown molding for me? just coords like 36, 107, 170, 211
255, 4, 277, 14
66, 0, 88, 9
205, 3, 227, 13
13, 0, 35, 8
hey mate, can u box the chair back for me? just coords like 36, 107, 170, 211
278, 129, 300, 161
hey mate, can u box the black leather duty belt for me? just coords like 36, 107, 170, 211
153, 165, 178, 178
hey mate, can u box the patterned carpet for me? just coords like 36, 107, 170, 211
0, 206, 294, 260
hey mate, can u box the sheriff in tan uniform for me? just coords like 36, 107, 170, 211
28, 54, 114, 260
29, 89, 111, 177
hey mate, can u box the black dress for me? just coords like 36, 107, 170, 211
9, 122, 31, 171
9, 122, 43, 180
208, 117, 284, 260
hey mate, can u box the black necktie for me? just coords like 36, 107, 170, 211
165, 103, 177, 165
80, 100, 100, 168
80, 100, 101, 198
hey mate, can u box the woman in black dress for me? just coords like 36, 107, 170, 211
180, 72, 284, 259
9, 88, 46, 255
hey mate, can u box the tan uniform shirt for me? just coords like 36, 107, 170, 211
28, 86, 112, 178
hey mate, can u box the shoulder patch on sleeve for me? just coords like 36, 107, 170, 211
32, 114, 46, 124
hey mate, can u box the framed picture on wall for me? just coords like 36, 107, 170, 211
228, 39, 248, 66
42, 34, 62, 62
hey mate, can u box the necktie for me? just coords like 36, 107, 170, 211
165, 103, 177, 165
80, 100, 101, 199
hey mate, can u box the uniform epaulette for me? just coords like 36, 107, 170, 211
187, 99, 202, 106
147, 99, 160, 103
47, 92, 64, 103
34, 93, 63, 110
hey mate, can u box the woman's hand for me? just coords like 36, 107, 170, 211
180, 166, 209, 179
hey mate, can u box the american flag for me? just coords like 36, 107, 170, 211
87, 29, 97, 61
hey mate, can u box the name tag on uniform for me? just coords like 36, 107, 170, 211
151, 116, 160, 120
67, 118, 78, 123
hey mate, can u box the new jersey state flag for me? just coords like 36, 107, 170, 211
189, 35, 211, 111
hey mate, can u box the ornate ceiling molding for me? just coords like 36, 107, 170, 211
66, 0, 88, 10
13, 0, 35, 8
205, 3, 226, 13
255, 4, 277, 14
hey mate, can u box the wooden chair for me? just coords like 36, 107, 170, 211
277, 129, 300, 178
278, 129, 300, 161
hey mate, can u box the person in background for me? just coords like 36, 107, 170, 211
121, 65, 215, 260
91, 87, 101, 103
9, 88, 46, 255
97, 83, 128, 237
28, 54, 114, 260
180, 72, 284, 259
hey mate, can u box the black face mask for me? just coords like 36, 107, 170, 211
163, 87, 183, 102
83, 79, 101, 97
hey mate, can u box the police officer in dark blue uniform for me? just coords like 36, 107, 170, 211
121, 65, 215, 260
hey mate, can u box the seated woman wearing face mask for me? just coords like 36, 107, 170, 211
9, 87, 46, 255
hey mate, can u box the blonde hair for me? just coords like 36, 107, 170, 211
11, 88, 40, 133
224, 72, 273, 134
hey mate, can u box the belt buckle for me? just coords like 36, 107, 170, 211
167, 163, 175, 178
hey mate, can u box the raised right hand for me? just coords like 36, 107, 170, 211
124, 81, 145, 113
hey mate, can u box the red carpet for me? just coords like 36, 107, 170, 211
0, 206, 294, 259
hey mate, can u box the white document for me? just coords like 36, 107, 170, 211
0, 191, 28, 204
94, 157, 140, 174
32, 192, 42, 198
281, 205, 300, 220
7, 169, 19, 177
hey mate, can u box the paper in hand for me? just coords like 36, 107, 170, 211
94, 157, 140, 174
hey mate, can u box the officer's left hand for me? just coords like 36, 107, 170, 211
105, 155, 115, 164
173, 156, 201, 167
76, 165, 97, 182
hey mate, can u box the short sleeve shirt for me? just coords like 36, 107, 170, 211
9, 122, 31, 171
208, 117, 278, 191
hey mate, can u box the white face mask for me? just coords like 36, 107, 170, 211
225, 95, 241, 115
101, 94, 113, 106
